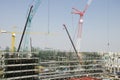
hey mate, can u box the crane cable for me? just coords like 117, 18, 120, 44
48, 0, 50, 34
107, 0, 110, 52
70, 14, 79, 50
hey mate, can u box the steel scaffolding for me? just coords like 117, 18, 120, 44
0, 52, 39, 80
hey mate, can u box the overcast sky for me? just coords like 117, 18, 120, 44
0, 0, 120, 52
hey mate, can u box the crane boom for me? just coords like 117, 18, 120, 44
63, 24, 82, 64
63, 24, 78, 54
17, 0, 41, 52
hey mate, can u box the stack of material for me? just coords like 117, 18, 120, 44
69, 77, 101, 80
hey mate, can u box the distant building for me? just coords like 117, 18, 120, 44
104, 52, 120, 74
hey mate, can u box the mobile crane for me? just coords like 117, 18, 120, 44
63, 0, 93, 64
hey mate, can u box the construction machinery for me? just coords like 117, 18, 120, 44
62, 1, 104, 80
0, 1, 41, 79
63, 0, 93, 65
17, 0, 41, 52
72, 0, 93, 53
70, 0, 93, 65
0, 29, 16, 52
63, 24, 82, 64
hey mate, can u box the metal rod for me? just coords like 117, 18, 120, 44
17, 6, 33, 52
30, 37, 32, 52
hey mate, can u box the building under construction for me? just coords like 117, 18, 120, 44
0, 52, 39, 80
38, 51, 105, 80
0, 51, 120, 80
0, 51, 103, 80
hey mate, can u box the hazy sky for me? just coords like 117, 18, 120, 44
0, 0, 120, 52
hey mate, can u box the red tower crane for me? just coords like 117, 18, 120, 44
72, 0, 93, 53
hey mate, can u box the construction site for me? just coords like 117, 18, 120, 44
0, 0, 120, 80
0, 51, 120, 80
